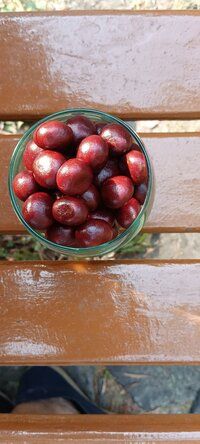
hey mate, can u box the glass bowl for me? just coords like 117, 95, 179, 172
9, 108, 154, 258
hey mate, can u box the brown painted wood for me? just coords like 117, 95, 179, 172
2, 133, 200, 234
0, 11, 200, 120
0, 260, 199, 365
0, 414, 200, 443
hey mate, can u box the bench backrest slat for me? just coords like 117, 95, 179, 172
0, 11, 200, 121
1, 414, 200, 443
0, 260, 199, 365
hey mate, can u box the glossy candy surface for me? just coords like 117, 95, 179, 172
13, 170, 39, 201
101, 176, 134, 209
52, 196, 88, 226
22, 192, 53, 230
75, 219, 113, 247
56, 159, 93, 195
34, 120, 73, 151
33, 150, 66, 189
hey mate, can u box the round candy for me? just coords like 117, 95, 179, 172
33, 150, 66, 189
46, 224, 76, 246
95, 159, 120, 187
77, 135, 109, 171
88, 208, 115, 226
101, 176, 134, 209
23, 140, 43, 171
33, 120, 73, 151
134, 182, 148, 204
56, 158, 93, 195
126, 150, 148, 184
22, 192, 53, 230
116, 197, 141, 228
81, 184, 101, 211
67, 115, 95, 146
13, 170, 39, 201
52, 196, 88, 226
101, 123, 132, 156
75, 219, 113, 247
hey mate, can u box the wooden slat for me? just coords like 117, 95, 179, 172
0, 260, 199, 365
0, 11, 200, 120
0, 415, 200, 443
1, 133, 200, 234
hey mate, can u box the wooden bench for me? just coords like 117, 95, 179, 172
0, 10, 200, 442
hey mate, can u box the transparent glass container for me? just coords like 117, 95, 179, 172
9, 108, 154, 258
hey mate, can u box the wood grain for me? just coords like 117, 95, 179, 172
0, 414, 200, 443
0, 11, 200, 120
2, 133, 200, 234
0, 260, 199, 365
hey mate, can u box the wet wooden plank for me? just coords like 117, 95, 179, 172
1, 133, 200, 234
0, 260, 199, 365
0, 414, 200, 443
0, 11, 200, 120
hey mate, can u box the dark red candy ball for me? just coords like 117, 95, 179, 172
116, 197, 141, 228
22, 192, 53, 230
81, 184, 101, 211
77, 135, 109, 171
88, 208, 115, 226
13, 171, 39, 201
134, 182, 148, 204
67, 115, 95, 146
75, 219, 113, 247
95, 121, 106, 135
56, 158, 93, 195
52, 196, 88, 226
33, 120, 73, 151
46, 224, 76, 246
95, 159, 120, 187
33, 150, 66, 189
23, 140, 43, 171
101, 123, 132, 156
101, 176, 134, 209
126, 150, 148, 185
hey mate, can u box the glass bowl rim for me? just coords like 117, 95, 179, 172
8, 107, 153, 254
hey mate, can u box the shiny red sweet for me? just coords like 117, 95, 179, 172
77, 135, 109, 171
52, 196, 88, 226
134, 182, 148, 204
56, 158, 93, 195
34, 120, 73, 151
33, 150, 66, 189
67, 115, 95, 146
13, 170, 39, 201
88, 208, 115, 226
23, 140, 43, 171
101, 175, 134, 209
81, 184, 101, 211
95, 159, 120, 187
22, 192, 53, 230
101, 123, 132, 156
46, 224, 76, 246
75, 219, 113, 247
95, 121, 106, 135
126, 150, 148, 184
116, 197, 141, 228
